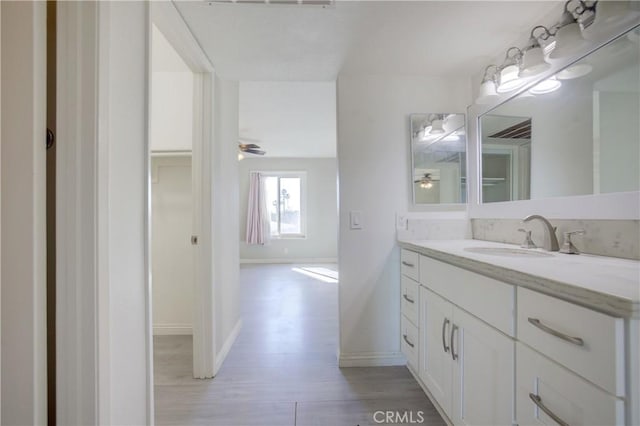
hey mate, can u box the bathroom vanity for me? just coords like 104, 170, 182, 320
400, 9, 640, 425
398, 240, 639, 426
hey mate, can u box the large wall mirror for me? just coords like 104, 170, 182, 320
411, 113, 466, 204
479, 24, 640, 203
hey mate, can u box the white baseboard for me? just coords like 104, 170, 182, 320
213, 319, 242, 375
338, 351, 406, 367
240, 257, 337, 264
153, 324, 193, 336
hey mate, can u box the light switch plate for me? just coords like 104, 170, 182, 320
350, 211, 363, 230
396, 213, 408, 231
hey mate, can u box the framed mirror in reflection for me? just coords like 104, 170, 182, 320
410, 113, 466, 204
479, 24, 640, 203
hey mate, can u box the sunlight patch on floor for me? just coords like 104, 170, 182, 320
291, 266, 339, 283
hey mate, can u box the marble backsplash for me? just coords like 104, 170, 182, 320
471, 218, 640, 260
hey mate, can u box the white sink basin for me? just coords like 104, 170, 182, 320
464, 247, 554, 258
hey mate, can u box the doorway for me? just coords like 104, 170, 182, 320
149, 21, 196, 358
147, 1, 218, 385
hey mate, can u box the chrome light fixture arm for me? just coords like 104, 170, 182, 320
480, 64, 499, 84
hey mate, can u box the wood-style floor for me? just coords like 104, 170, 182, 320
154, 264, 444, 426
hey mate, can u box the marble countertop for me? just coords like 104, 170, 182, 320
398, 239, 640, 319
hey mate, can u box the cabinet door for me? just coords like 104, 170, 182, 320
419, 287, 453, 418
401, 315, 419, 371
516, 343, 624, 426
452, 307, 515, 426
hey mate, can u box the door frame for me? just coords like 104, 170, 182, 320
56, 1, 217, 424
149, 0, 217, 379
0, 2, 48, 424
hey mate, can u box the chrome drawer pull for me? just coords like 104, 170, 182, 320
441, 318, 450, 353
403, 294, 415, 304
450, 324, 458, 360
403, 334, 415, 348
528, 318, 584, 346
529, 393, 569, 426
401, 261, 415, 268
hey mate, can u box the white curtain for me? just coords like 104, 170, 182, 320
245, 172, 271, 245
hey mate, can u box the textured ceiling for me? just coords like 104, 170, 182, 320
175, 1, 561, 81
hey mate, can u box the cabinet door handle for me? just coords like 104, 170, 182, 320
403, 294, 415, 304
441, 318, 450, 353
450, 324, 459, 361
528, 318, 584, 347
529, 393, 569, 426
401, 261, 415, 268
403, 334, 415, 348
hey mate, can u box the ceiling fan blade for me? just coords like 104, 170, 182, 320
239, 143, 261, 149
245, 149, 266, 155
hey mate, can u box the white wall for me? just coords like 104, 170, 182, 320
336, 75, 470, 365
239, 81, 337, 158
212, 76, 242, 364
150, 71, 194, 152
239, 157, 338, 262
598, 91, 640, 193
150, 25, 193, 153
1, 2, 47, 423
106, 2, 150, 423
151, 156, 194, 335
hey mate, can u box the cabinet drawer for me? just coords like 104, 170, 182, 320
401, 275, 419, 326
516, 343, 624, 426
401, 315, 419, 370
419, 255, 515, 336
517, 287, 625, 397
401, 249, 420, 281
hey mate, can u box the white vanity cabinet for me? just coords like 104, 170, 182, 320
400, 249, 421, 372
417, 257, 515, 425
516, 342, 624, 426
400, 242, 639, 426
515, 288, 626, 426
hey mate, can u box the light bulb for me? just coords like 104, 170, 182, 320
520, 45, 550, 77
238, 152, 245, 161
430, 119, 445, 134
476, 80, 499, 104
497, 64, 526, 93
530, 76, 562, 94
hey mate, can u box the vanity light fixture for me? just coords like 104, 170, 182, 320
497, 47, 526, 93
429, 117, 445, 134
547, 0, 589, 60
520, 26, 553, 77
475, 65, 500, 104
529, 76, 562, 94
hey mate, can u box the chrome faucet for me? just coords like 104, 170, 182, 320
522, 215, 560, 251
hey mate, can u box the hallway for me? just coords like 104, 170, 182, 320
153, 264, 443, 425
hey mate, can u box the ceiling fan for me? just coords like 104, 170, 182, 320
238, 142, 266, 156
414, 173, 439, 189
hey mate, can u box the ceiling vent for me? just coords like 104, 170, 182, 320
488, 118, 532, 140
206, 0, 334, 6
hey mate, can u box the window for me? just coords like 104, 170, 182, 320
263, 172, 306, 238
